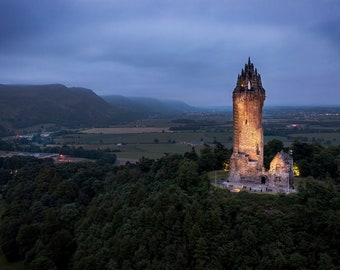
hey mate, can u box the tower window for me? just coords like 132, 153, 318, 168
247, 81, 251, 90
245, 119, 247, 125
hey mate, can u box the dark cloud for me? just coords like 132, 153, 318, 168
0, 0, 340, 106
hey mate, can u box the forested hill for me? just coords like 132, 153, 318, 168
0, 144, 339, 269
0, 84, 200, 131
0, 84, 117, 128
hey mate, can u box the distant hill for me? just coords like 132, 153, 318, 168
0, 84, 117, 129
102, 95, 198, 118
0, 84, 202, 133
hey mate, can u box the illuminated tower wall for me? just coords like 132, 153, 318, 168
228, 58, 266, 181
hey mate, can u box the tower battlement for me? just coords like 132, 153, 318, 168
234, 57, 265, 94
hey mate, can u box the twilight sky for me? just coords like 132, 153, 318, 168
0, 0, 339, 106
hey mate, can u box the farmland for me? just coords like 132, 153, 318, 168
4, 106, 340, 161
47, 106, 340, 160
54, 129, 232, 159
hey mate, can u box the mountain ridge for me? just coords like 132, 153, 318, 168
0, 84, 201, 133
102, 95, 198, 118
0, 84, 117, 129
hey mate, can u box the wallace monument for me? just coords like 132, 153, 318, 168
227, 58, 294, 191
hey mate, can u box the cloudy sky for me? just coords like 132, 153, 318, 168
0, 0, 339, 106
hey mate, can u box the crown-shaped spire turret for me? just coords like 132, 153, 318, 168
234, 57, 265, 94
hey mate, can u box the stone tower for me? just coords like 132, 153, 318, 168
228, 58, 266, 182
227, 58, 294, 191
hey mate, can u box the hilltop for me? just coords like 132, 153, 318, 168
0, 84, 202, 134
0, 84, 117, 129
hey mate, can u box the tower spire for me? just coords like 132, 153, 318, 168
234, 58, 265, 93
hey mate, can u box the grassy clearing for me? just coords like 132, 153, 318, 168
208, 170, 229, 181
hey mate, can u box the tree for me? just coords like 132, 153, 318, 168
194, 237, 209, 270
16, 224, 40, 257
264, 139, 284, 169
198, 145, 215, 172
46, 229, 76, 269
176, 160, 199, 191
318, 253, 335, 270
311, 150, 338, 179
30, 256, 57, 270
184, 147, 198, 161
213, 142, 231, 170
60, 203, 80, 228
292, 140, 317, 162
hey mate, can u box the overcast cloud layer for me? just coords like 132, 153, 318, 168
0, 0, 339, 106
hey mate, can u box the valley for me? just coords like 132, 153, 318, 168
3, 106, 340, 162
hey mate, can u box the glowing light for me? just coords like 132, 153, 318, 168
223, 161, 230, 172
293, 164, 300, 177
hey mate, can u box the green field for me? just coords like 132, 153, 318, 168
54, 130, 234, 159
53, 129, 340, 160
40, 108, 340, 160
56, 131, 232, 145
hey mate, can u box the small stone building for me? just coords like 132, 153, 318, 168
227, 58, 294, 190
268, 150, 294, 189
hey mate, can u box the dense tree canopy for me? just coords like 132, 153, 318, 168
292, 140, 339, 179
0, 142, 339, 269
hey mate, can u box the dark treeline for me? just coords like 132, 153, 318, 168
264, 127, 340, 136
0, 142, 339, 269
0, 139, 117, 164
264, 139, 340, 179
169, 119, 221, 131
292, 140, 339, 179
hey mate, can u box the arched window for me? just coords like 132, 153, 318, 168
247, 81, 251, 90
